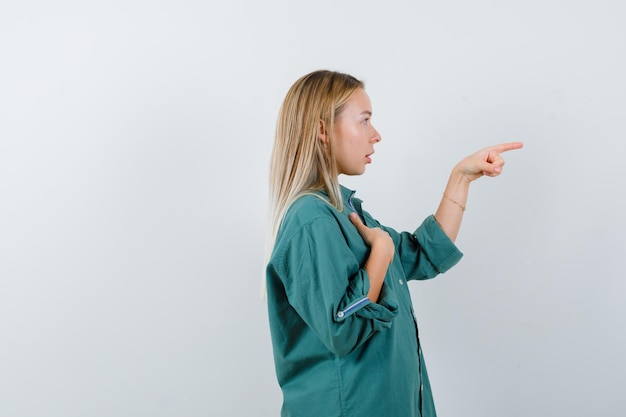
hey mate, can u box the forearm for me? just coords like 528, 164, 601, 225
434, 168, 471, 242
364, 244, 393, 303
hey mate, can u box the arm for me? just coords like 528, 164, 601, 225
435, 142, 524, 242
349, 212, 394, 303
274, 218, 399, 356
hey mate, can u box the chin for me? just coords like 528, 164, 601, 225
349, 168, 367, 176
339, 165, 367, 176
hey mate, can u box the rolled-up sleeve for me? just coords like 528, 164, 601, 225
334, 268, 399, 328
384, 214, 463, 281
272, 217, 399, 357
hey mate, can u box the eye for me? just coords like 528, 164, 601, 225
362, 118, 370, 126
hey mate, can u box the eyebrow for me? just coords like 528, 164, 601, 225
361, 110, 372, 116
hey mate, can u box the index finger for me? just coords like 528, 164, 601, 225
491, 142, 524, 154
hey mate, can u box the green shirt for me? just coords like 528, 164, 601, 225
266, 185, 463, 417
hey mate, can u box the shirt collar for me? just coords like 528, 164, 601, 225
317, 184, 358, 205
340, 184, 356, 202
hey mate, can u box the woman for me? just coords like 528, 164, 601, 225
265, 69, 522, 416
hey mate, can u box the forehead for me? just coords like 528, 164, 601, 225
341, 88, 372, 115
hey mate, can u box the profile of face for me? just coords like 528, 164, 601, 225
320, 88, 382, 176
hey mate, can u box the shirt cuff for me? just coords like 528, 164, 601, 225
334, 270, 399, 330
416, 214, 464, 273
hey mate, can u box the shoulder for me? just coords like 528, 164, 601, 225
269, 194, 344, 271
280, 194, 339, 238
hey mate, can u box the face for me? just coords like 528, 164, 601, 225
329, 88, 381, 176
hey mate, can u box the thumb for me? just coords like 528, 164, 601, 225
349, 212, 364, 229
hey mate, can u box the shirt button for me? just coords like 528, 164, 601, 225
337, 311, 344, 318
399, 279, 404, 285
420, 385, 424, 392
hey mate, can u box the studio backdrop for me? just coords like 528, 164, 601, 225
1, 1, 624, 416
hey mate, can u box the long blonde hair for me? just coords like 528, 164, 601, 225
266, 70, 364, 263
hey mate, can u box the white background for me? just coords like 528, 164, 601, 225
1, 1, 625, 416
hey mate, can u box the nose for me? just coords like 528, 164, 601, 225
372, 127, 381, 143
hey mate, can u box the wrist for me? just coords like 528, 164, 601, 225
369, 240, 394, 264
450, 164, 472, 185
445, 167, 471, 197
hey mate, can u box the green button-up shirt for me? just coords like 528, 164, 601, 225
266, 185, 463, 417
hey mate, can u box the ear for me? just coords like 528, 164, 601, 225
318, 119, 329, 148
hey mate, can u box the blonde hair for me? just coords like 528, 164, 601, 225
266, 70, 364, 264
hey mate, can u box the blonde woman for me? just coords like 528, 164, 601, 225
266, 70, 522, 417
